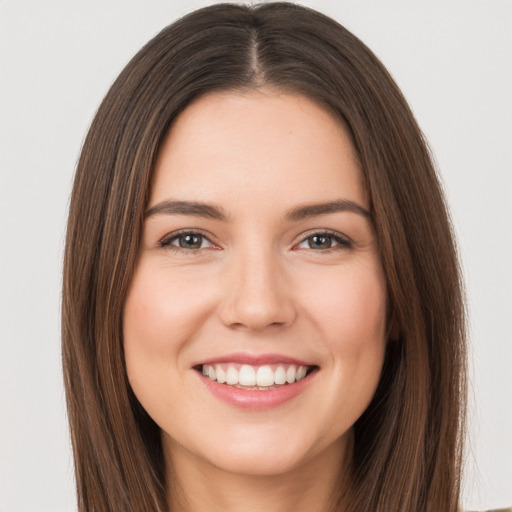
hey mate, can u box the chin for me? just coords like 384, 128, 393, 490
193, 424, 336, 477
207, 444, 309, 477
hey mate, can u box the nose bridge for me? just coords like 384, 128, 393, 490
220, 241, 295, 331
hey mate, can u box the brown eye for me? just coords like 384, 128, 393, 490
177, 233, 203, 249
295, 231, 352, 251
161, 231, 215, 251
307, 234, 333, 249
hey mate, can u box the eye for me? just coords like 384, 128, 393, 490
160, 231, 217, 252
295, 231, 352, 251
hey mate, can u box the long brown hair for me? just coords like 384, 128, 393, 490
62, 3, 466, 510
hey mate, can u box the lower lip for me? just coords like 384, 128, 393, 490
197, 369, 318, 410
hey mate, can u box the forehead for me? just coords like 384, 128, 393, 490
150, 88, 366, 212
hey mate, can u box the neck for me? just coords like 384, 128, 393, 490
165, 432, 353, 512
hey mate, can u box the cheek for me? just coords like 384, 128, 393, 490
123, 259, 226, 418
123, 272, 166, 406
302, 262, 388, 351
299, 262, 387, 422
124, 262, 212, 356
123, 262, 193, 399
124, 274, 171, 361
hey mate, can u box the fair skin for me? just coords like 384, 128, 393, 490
123, 88, 388, 512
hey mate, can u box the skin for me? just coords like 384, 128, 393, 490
123, 88, 388, 512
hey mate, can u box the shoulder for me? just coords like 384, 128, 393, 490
466, 509, 512, 512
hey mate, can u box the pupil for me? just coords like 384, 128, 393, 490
309, 235, 331, 249
180, 234, 202, 249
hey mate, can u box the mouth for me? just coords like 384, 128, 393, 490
194, 362, 318, 391
192, 353, 319, 409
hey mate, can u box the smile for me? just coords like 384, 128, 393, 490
193, 354, 319, 410
200, 363, 312, 389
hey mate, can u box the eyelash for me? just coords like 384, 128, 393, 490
159, 229, 353, 254
294, 229, 353, 252
159, 229, 218, 254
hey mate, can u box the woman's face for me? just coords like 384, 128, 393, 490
123, 89, 388, 476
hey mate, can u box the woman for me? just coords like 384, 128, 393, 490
62, 2, 467, 511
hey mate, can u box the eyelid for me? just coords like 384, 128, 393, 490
293, 229, 353, 250
159, 229, 220, 251
157, 228, 352, 253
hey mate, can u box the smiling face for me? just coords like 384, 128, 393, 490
123, 88, 388, 479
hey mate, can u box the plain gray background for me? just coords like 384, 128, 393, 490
1, 1, 511, 510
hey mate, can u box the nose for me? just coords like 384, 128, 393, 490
218, 248, 297, 332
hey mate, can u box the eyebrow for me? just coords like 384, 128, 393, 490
285, 200, 371, 221
145, 199, 371, 222
145, 200, 228, 220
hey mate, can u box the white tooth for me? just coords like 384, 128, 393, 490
225, 366, 239, 385
208, 366, 217, 381
274, 366, 287, 385
256, 365, 274, 387
286, 365, 297, 384
297, 366, 306, 381
216, 365, 226, 384
239, 365, 256, 386
202, 365, 209, 376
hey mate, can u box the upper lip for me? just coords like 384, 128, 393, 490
192, 352, 317, 368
